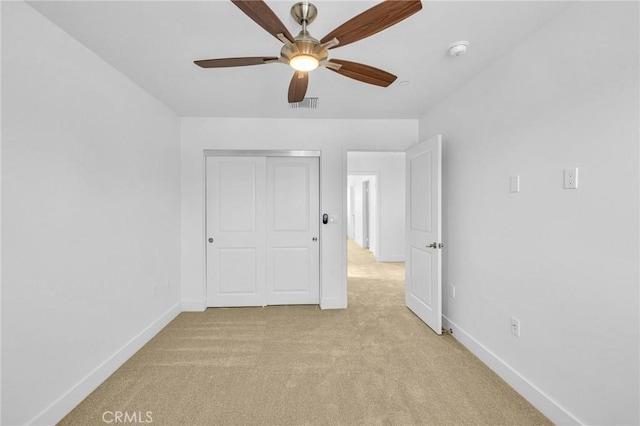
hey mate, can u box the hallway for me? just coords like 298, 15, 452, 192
347, 239, 405, 308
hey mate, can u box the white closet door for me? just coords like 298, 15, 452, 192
266, 157, 320, 305
206, 156, 267, 307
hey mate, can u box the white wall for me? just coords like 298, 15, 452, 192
419, 2, 639, 425
347, 175, 378, 252
348, 152, 405, 262
180, 118, 417, 310
1, 3, 182, 424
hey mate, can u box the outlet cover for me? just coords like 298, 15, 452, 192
511, 317, 521, 337
564, 168, 578, 189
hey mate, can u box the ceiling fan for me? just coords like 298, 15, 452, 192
194, 0, 422, 103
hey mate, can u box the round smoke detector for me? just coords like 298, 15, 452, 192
448, 41, 469, 57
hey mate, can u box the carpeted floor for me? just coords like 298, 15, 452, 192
59, 240, 550, 425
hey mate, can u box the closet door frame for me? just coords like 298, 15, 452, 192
203, 150, 322, 307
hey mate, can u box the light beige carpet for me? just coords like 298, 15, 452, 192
60, 240, 550, 425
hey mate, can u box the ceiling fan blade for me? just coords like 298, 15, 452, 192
327, 59, 397, 87
288, 71, 309, 103
320, 0, 422, 49
194, 57, 279, 68
231, 0, 295, 43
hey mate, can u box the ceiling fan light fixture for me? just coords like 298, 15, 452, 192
290, 54, 319, 71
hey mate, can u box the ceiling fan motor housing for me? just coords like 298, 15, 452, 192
281, 2, 327, 66
281, 34, 328, 65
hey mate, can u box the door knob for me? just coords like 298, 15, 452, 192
208, 237, 214, 243
426, 242, 437, 248
312, 237, 318, 242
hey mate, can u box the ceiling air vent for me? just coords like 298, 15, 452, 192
289, 97, 319, 109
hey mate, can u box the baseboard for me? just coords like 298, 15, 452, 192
320, 297, 346, 309
375, 255, 404, 263
185, 298, 342, 310
442, 315, 582, 425
28, 303, 181, 426
181, 299, 207, 312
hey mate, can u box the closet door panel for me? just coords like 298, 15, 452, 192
206, 156, 266, 307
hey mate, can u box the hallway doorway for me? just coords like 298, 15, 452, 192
345, 138, 443, 335
347, 151, 405, 262
346, 151, 406, 305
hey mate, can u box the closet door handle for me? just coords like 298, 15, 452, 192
426, 242, 437, 249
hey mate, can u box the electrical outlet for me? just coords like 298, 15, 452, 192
511, 317, 521, 337
564, 168, 578, 189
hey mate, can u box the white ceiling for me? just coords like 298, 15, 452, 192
28, 0, 574, 119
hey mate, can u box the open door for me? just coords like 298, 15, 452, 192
405, 135, 442, 334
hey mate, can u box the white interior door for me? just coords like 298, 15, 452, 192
266, 157, 320, 305
206, 156, 267, 307
405, 135, 442, 334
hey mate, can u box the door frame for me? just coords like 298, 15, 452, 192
203, 150, 322, 305
344, 150, 402, 304
343, 144, 442, 333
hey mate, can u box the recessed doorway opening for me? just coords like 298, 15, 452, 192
346, 151, 406, 302
345, 136, 443, 335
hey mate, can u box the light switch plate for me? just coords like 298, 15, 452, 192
564, 168, 578, 189
510, 176, 520, 193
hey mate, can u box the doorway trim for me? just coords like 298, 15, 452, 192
344, 150, 405, 307
203, 149, 322, 306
